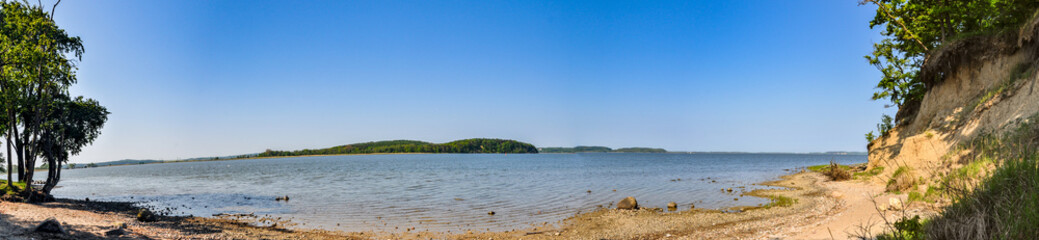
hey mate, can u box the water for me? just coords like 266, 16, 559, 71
53, 153, 865, 232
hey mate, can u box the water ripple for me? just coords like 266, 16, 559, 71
53, 153, 865, 232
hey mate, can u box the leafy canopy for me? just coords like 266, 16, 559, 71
863, 0, 1039, 109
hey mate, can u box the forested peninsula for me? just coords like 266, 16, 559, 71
539, 146, 667, 153
256, 138, 538, 157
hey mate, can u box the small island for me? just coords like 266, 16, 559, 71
539, 146, 667, 153
256, 138, 538, 157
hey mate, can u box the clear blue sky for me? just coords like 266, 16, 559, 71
55, 0, 889, 162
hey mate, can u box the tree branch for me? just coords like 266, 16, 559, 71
50, 0, 61, 19
862, 0, 930, 51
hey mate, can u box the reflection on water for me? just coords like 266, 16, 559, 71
53, 153, 865, 232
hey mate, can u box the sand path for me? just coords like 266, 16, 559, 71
783, 177, 930, 240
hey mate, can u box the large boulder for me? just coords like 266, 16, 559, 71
616, 196, 638, 210
34, 218, 64, 234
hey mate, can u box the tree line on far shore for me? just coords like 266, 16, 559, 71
257, 138, 539, 157
0, 1, 109, 198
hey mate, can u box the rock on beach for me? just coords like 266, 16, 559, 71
617, 196, 638, 210
34, 218, 64, 234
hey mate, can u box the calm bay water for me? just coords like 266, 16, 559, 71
53, 153, 865, 232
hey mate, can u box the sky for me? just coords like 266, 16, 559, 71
52, 0, 890, 162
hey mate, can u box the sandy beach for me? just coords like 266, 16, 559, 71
0, 170, 934, 240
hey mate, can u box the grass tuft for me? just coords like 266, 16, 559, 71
854, 166, 885, 180
0, 180, 26, 196
925, 113, 1039, 239
763, 195, 796, 208
927, 154, 1039, 239
886, 166, 917, 193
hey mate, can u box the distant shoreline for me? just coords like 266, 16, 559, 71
70, 152, 480, 169
72, 151, 866, 170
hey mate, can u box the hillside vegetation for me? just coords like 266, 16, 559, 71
859, 0, 1039, 238
539, 146, 667, 153
257, 138, 538, 157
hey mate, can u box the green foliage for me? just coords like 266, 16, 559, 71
878, 216, 926, 240
887, 166, 918, 193
929, 154, 1039, 239
862, 0, 1039, 111
37, 96, 109, 164
908, 185, 941, 204
907, 191, 924, 203
854, 166, 885, 179
0, 180, 25, 196
878, 114, 894, 136
0, 1, 108, 194
867, 115, 893, 147
763, 195, 796, 209
927, 114, 1039, 239
806, 163, 851, 173
257, 138, 538, 157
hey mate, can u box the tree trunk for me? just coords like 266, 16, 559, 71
13, 119, 23, 182
5, 127, 12, 188
42, 159, 60, 194
42, 156, 56, 194
0, 61, 9, 189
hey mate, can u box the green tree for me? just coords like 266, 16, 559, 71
38, 96, 108, 193
861, 0, 1039, 111
0, 1, 107, 196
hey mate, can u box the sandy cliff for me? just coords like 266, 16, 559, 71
867, 16, 1039, 190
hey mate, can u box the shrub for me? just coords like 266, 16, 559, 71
878, 216, 926, 240
825, 161, 851, 181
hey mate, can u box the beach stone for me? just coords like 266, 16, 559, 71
667, 202, 677, 210
889, 198, 904, 210
137, 208, 156, 222
105, 228, 126, 237
831, 191, 844, 199
690, 203, 695, 209
616, 196, 638, 210
34, 218, 64, 234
